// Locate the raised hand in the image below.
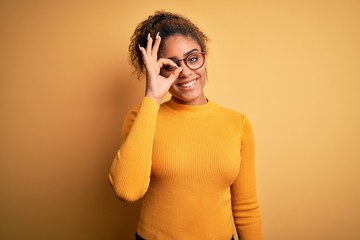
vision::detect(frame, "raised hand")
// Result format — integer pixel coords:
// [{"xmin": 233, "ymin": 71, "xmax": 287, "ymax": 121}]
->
[{"xmin": 139, "ymin": 33, "xmax": 182, "ymax": 103}]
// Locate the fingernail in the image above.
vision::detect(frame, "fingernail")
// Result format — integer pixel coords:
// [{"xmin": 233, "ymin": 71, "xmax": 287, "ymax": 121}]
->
[
  {"xmin": 147, "ymin": 33, "xmax": 150, "ymax": 40},
  {"xmin": 156, "ymin": 32, "xmax": 160, "ymax": 38},
  {"xmin": 138, "ymin": 44, "xmax": 142, "ymax": 50}
]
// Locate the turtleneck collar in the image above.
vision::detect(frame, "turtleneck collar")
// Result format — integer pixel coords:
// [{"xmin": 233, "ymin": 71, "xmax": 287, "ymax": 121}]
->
[{"xmin": 161, "ymin": 98, "xmax": 219, "ymax": 119}]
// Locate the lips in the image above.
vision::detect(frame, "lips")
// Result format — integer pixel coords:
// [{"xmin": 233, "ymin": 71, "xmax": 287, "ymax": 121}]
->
[{"xmin": 176, "ymin": 79, "xmax": 196, "ymax": 88}]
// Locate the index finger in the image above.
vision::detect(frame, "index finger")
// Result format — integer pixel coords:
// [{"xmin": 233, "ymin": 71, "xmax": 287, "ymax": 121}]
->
[{"xmin": 157, "ymin": 58, "xmax": 178, "ymax": 69}]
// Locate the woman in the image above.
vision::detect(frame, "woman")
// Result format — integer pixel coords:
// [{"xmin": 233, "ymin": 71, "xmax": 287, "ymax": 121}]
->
[{"xmin": 109, "ymin": 10, "xmax": 262, "ymax": 240}]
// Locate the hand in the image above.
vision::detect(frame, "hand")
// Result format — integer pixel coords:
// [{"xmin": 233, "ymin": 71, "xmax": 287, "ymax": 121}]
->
[{"xmin": 139, "ymin": 33, "xmax": 182, "ymax": 103}]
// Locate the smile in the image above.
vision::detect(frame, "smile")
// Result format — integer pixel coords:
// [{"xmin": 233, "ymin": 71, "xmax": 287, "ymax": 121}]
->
[{"xmin": 177, "ymin": 79, "xmax": 196, "ymax": 88}]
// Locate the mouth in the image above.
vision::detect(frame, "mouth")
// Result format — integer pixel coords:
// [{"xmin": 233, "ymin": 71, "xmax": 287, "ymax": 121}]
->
[{"xmin": 176, "ymin": 79, "xmax": 197, "ymax": 88}]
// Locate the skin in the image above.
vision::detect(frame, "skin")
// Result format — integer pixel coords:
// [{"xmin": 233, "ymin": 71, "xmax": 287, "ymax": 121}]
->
[{"xmin": 139, "ymin": 33, "xmax": 207, "ymax": 105}]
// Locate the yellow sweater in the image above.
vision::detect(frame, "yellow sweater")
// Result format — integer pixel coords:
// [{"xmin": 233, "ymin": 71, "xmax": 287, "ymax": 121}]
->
[{"xmin": 109, "ymin": 97, "xmax": 262, "ymax": 240}]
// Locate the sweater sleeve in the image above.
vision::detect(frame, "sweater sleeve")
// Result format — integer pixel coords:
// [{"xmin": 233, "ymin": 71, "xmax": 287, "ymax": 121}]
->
[
  {"xmin": 108, "ymin": 97, "xmax": 160, "ymax": 202},
  {"xmin": 230, "ymin": 116, "xmax": 262, "ymax": 239}
]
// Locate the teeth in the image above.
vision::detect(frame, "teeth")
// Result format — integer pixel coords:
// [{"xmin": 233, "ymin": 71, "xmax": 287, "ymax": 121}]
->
[{"xmin": 179, "ymin": 80, "xmax": 196, "ymax": 88}]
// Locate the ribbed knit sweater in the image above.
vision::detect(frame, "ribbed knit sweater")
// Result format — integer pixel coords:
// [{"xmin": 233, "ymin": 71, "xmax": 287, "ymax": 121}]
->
[{"xmin": 109, "ymin": 97, "xmax": 262, "ymax": 240}]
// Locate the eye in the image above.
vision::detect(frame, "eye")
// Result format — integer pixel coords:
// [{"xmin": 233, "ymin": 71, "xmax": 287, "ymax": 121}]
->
[
  {"xmin": 187, "ymin": 55, "xmax": 199, "ymax": 63},
  {"xmin": 163, "ymin": 64, "xmax": 177, "ymax": 71}
]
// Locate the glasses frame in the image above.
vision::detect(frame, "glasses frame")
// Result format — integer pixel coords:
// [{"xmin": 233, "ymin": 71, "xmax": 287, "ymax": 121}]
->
[{"xmin": 169, "ymin": 52, "xmax": 206, "ymax": 71}]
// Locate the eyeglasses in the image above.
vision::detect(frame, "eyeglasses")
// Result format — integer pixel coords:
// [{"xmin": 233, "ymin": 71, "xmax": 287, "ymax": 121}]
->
[{"xmin": 163, "ymin": 52, "xmax": 206, "ymax": 71}]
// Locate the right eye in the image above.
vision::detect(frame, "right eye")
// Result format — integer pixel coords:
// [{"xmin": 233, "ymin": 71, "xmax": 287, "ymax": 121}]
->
[{"xmin": 163, "ymin": 64, "xmax": 177, "ymax": 71}]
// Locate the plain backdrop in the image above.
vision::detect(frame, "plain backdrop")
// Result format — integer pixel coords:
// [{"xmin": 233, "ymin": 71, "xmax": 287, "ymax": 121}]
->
[{"xmin": 1, "ymin": 1, "xmax": 359, "ymax": 239}]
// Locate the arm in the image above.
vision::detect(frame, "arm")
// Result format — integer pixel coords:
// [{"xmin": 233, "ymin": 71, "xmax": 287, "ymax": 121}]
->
[
  {"xmin": 109, "ymin": 33, "xmax": 181, "ymax": 202},
  {"xmin": 108, "ymin": 97, "xmax": 159, "ymax": 202},
  {"xmin": 231, "ymin": 116, "xmax": 262, "ymax": 239}
]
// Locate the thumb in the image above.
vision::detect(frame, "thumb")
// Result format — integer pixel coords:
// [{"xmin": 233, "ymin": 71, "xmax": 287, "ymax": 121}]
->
[{"xmin": 167, "ymin": 67, "xmax": 183, "ymax": 83}]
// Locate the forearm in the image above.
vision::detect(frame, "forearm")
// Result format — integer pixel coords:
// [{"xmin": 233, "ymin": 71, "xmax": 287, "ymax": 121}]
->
[
  {"xmin": 109, "ymin": 97, "xmax": 159, "ymax": 202},
  {"xmin": 231, "ymin": 116, "xmax": 262, "ymax": 239},
  {"xmin": 232, "ymin": 192, "xmax": 262, "ymax": 240}
]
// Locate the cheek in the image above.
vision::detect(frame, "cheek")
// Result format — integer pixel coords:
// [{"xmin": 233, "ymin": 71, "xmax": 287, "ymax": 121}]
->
[{"xmin": 196, "ymin": 68, "xmax": 207, "ymax": 79}]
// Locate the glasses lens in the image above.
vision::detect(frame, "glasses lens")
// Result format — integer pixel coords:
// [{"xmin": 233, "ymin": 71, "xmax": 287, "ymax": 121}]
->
[
  {"xmin": 163, "ymin": 52, "xmax": 205, "ymax": 72},
  {"xmin": 186, "ymin": 52, "xmax": 204, "ymax": 70}
]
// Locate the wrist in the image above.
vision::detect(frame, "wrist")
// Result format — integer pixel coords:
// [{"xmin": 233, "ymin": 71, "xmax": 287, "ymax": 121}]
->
[{"xmin": 145, "ymin": 94, "xmax": 162, "ymax": 104}]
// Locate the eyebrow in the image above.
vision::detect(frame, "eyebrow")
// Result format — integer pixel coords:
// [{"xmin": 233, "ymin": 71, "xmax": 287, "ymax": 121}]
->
[{"xmin": 168, "ymin": 48, "xmax": 199, "ymax": 60}]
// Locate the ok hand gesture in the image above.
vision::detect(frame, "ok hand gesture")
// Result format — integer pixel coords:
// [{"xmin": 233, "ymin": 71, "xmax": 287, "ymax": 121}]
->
[{"xmin": 139, "ymin": 33, "xmax": 182, "ymax": 103}]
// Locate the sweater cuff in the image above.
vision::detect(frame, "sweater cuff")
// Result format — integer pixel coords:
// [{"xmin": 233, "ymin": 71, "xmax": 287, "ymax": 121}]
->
[
  {"xmin": 142, "ymin": 97, "xmax": 161, "ymax": 108},
  {"xmin": 137, "ymin": 97, "xmax": 161, "ymax": 117}
]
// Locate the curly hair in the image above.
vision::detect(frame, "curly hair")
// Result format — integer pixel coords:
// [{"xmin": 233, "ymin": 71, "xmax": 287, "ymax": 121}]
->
[{"xmin": 128, "ymin": 10, "xmax": 209, "ymax": 78}]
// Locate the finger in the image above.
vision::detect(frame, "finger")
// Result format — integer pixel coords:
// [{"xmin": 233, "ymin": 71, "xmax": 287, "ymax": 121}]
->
[
  {"xmin": 157, "ymin": 58, "xmax": 178, "ymax": 69},
  {"xmin": 146, "ymin": 33, "xmax": 153, "ymax": 55},
  {"xmin": 139, "ymin": 45, "xmax": 149, "ymax": 66},
  {"xmin": 151, "ymin": 32, "xmax": 161, "ymax": 59},
  {"xmin": 167, "ymin": 67, "xmax": 183, "ymax": 82},
  {"xmin": 140, "ymin": 45, "xmax": 156, "ymax": 76}
]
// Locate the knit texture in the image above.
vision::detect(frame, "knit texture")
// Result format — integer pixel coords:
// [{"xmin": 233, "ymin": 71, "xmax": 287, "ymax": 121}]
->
[{"xmin": 109, "ymin": 97, "xmax": 262, "ymax": 240}]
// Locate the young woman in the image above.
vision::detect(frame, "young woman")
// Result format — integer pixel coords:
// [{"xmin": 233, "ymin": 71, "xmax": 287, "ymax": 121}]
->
[{"xmin": 109, "ymin": 10, "xmax": 262, "ymax": 240}]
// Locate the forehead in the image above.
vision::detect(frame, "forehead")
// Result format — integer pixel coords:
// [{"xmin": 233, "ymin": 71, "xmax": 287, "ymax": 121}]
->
[{"xmin": 160, "ymin": 34, "xmax": 201, "ymax": 58}]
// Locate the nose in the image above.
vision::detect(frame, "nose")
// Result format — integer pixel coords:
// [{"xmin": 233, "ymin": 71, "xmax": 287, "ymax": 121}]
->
[{"xmin": 178, "ymin": 61, "xmax": 192, "ymax": 78}]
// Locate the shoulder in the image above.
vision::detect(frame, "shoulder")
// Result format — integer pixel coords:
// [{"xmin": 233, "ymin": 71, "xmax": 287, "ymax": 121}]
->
[
  {"xmin": 212, "ymin": 101, "xmax": 246, "ymax": 122},
  {"xmin": 211, "ymin": 101, "xmax": 254, "ymax": 134}
]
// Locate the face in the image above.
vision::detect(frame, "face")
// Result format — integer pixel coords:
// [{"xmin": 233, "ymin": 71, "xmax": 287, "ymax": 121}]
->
[{"xmin": 159, "ymin": 34, "xmax": 207, "ymax": 105}]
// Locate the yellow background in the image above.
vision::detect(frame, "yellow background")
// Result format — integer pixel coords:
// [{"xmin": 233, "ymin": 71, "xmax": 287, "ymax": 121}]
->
[{"xmin": 1, "ymin": 1, "xmax": 359, "ymax": 239}]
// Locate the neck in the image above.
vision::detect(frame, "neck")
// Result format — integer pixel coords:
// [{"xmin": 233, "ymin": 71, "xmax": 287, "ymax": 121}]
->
[{"xmin": 171, "ymin": 96, "xmax": 208, "ymax": 106}]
